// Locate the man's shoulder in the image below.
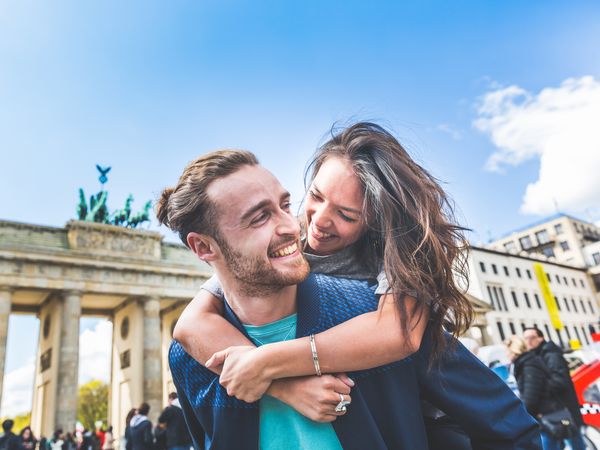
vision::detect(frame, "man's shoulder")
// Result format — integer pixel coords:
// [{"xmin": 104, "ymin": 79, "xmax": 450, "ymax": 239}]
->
[{"xmin": 540, "ymin": 340, "xmax": 563, "ymax": 356}]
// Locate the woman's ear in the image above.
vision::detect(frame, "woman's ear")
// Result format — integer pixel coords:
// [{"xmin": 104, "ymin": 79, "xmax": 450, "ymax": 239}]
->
[{"xmin": 187, "ymin": 232, "xmax": 219, "ymax": 263}]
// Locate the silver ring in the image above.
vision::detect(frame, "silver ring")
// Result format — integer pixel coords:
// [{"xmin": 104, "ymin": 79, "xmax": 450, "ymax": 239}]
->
[{"xmin": 335, "ymin": 393, "xmax": 351, "ymax": 413}]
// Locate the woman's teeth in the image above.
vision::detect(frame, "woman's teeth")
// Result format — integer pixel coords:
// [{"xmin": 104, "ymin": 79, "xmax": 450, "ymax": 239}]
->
[
  {"xmin": 313, "ymin": 228, "xmax": 332, "ymax": 238},
  {"xmin": 270, "ymin": 242, "xmax": 298, "ymax": 258}
]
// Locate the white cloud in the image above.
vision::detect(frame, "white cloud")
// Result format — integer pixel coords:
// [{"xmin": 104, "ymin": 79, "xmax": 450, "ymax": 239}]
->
[
  {"xmin": 436, "ymin": 123, "xmax": 463, "ymax": 140},
  {"xmin": 474, "ymin": 76, "xmax": 600, "ymax": 216},
  {"xmin": 1, "ymin": 357, "xmax": 35, "ymax": 417},
  {"xmin": 78, "ymin": 320, "xmax": 112, "ymax": 384}
]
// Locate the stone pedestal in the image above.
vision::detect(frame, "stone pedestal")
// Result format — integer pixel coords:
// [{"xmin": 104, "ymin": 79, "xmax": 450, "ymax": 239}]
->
[
  {"xmin": 55, "ymin": 291, "xmax": 81, "ymax": 431},
  {"xmin": 0, "ymin": 288, "xmax": 12, "ymax": 408},
  {"xmin": 142, "ymin": 297, "xmax": 162, "ymax": 423}
]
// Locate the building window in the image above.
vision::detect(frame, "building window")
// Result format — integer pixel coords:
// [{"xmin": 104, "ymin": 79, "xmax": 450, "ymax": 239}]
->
[
  {"xmin": 593, "ymin": 252, "xmax": 600, "ymax": 266},
  {"xmin": 572, "ymin": 277, "xmax": 577, "ymax": 287},
  {"xmin": 547, "ymin": 273, "xmax": 552, "ymax": 283},
  {"xmin": 487, "ymin": 286, "xmax": 495, "ymax": 309},
  {"xmin": 479, "ymin": 262, "xmax": 486, "ymax": 273},
  {"xmin": 492, "ymin": 264, "xmax": 498, "ymax": 275},
  {"xmin": 556, "ymin": 274, "xmax": 561, "ymax": 284},
  {"xmin": 504, "ymin": 241, "xmax": 516, "ymax": 252},
  {"xmin": 503, "ymin": 266, "xmax": 509, "ymax": 276},
  {"xmin": 534, "ymin": 293, "xmax": 542, "ymax": 309},
  {"xmin": 560, "ymin": 241, "xmax": 570, "ymax": 251},
  {"xmin": 497, "ymin": 322, "xmax": 506, "ymax": 341},
  {"xmin": 588, "ymin": 300, "xmax": 595, "ymax": 314},
  {"xmin": 536, "ymin": 230, "xmax": 550, "ymax": 245},
  {"xmin": 498, "ymin": 288, "xmax": 508, "ymax": 311},
  {"xmin": 563, "ymin": 276, "xmax": 568, "ymax": 285},
  {"xmin": 571, "ymin": 298, "xmax": 578, "ymax": 313},
  {"xmin": 524, "ymin": 292, "xmax": 531, "ymax": 308},
  {"xmin": 543, "ymin": 247, "xmax": 555, "ymax": 258},
  {"xmin": 574, "ymin": 326, "xmax": 582, "ymax": 344},
  {"xmin": 555, "ymin": 223, "xmax": 563, "ymax": 234},
  {"xmin": 521, "ymin": 323, "xmax": 527, "ymax": 332},
  {"xmin": 564, "ymin": 326, "xmax": 571, "ymax": 340},
  {"xmin": 555, "ymin": 296, "xmax": 561, "ymax": 311},
  {"xmin": 580, "ymin": 279, "xmax": 585, "ymax": 288},
  {"xmin": 511, "ymin": 291, "xmax": 519, "ymax": 308},
  {"xmin": 574, "ymin": 223, "xmax": 580, "ymax": 232},
  {"xmin": 582, "ymin": 326, "xmax": 590, "ymax": 345},
  {"xmin": 516, "ymin": 267, "xmax": 522, "ymax": 278},
  {"xmin": 509, "ymin": 322, "xmax": 516, "ymax": 335},
  {"xmin": 544, "ymin": 324, "xmax": 552, "ymax": 340},
  {"xmin": 520, "ymin": 236, "xmax": 533, "ymax": 250},
  {"xmin": 526, "ymin": 269, "xmax": 532, "ymax": 279},
  {"xmin": 563, "ymin": 297, "xmax": 570, "ymax": 312},
  {"xmin": 581, "ymin": 299, "xmax": 586, "ymax": 314}
]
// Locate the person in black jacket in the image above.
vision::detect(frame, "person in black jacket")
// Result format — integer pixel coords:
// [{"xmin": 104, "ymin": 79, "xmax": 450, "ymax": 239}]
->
[
  {"xmin": 506, "ymin": 336, "xmax": 569, "ymax": 450},
  {"xmin": 0, "ymin": 420, "xmax": 20, "ymax": 450},
  {"xmin": 125, "ymin": 403, "xmax": 154, "ymax": 450},
  {"xmin": 523, "ymin": 327, "xmax": 586, "ymax": 450},
  {"xmin": 157, "ymin": 393, "xmax": 192, "ymax": 450}
]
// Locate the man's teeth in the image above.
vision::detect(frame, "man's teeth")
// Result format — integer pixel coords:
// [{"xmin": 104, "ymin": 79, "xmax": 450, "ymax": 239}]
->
[{"xmin": 270, "ymin": 243, "xmax": 298, "ymax": 258}]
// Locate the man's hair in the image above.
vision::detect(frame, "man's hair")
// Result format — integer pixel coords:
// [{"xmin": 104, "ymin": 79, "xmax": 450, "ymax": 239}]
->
[
  {"xmin": 156, "ymin": 150, "xmax": 259, "ymax": 246},
  {"xmin": 168, "ymin": 392, "xmax": 178, "ymax": 400},
  {"xmin": 2, "ymin": 419, "xmax": 13, "ymax": 432},
  {"xmin": 138, "ymin": 402, "xmax": 150, "ymax": 416},
  {"xmin": 523, "ymin": 327, "xmax": 544, "ymax": 338}
]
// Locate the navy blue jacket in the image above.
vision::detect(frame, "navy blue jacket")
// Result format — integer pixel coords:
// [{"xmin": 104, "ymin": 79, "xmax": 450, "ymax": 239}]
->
[{"xmin": 170, "ymin": 274, "xmax": 541, "ymax": 450}]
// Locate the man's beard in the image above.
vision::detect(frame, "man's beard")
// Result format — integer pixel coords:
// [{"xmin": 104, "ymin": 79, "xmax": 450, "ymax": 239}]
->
[{"xmin": 217, "ymin": 234, "xmax": 310, "ymax": 297}]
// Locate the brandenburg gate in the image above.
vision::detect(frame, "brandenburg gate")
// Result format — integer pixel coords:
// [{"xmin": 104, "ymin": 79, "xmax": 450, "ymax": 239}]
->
[{"xmin": 0, "ymin": 219, "xmax": 211, "ymax": 442}]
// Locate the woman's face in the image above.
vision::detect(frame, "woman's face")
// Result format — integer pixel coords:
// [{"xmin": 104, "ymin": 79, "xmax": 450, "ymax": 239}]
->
[
  {"xmin": 305, "ymin": 156, "xmax": 366, "ymax": 255},
  {"xmin": 23, "ymin": 429, "xmax": 31, "ymax": 439}
]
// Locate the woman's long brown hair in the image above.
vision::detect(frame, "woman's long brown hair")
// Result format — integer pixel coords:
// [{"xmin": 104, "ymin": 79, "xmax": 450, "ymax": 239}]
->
[{"xmin": 306, "ymin": 122, "xmax": 473, "ymax": 363}]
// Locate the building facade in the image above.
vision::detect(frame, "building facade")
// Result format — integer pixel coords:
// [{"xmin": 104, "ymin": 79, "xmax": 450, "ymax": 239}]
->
[{"xmin": 467, "ymin": 246, "xmax": 599, "ymax": 347}]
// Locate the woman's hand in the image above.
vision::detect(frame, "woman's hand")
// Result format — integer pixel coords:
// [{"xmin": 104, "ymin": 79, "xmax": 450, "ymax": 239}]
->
[
  {"xmin": 269, "ymin": 374, "xmax": 354, "ymax": 423},
  {"xmin": 207, "ymin": 345, "xmax": 273, "ymax": 402}
]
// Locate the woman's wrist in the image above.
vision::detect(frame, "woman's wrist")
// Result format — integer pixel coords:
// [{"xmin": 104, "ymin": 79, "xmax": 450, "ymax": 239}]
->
[{"xmin": 256, "ymin": 336, "xmax": 314, "ymax": 379}]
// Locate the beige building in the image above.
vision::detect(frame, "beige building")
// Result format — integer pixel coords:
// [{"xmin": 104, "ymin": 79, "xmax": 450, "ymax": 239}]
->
[
  {"xmin": 0, "ymin": 219, "xmax": 211, "ymax": 444},
  {"xmin": 467, "ymin": 246, "xmax": 599, "ymax": 347}
]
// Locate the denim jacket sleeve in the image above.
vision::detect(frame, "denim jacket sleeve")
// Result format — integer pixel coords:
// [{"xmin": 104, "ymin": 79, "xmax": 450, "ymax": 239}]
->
[{"xmin": 415, "ymin": 329, "xmax": 542, "ymax": 450}]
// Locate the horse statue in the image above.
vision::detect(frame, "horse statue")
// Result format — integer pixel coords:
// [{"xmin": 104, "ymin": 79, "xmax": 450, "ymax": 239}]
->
[
  {"xmin": 112, "ymin": 194, "xmax": 134, "ymax": 227},
  {"xmin": 128, "ymin": 200, "xmax": 152, "ymax": 228}
]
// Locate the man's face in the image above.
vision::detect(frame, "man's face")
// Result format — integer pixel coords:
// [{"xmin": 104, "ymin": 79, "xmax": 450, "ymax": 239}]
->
[
  {"xmin": 523, "ymin": 329, "xmax": 544, "ymax": 350},
  {"xmin": 207, "ymin": 165, "xmax": 310, "ymax": 296}
]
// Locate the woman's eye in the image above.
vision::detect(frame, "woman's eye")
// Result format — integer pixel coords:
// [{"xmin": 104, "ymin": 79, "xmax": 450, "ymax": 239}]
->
[
  {"xmin": 339, "ymin": 212, "xmax": 358, "ymax": 223},
  {"xmin": 309, "ymin": 190, "xmax": 322, "ymax": 201}
]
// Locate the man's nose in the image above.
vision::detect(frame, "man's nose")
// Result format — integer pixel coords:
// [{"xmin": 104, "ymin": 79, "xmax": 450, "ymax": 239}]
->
[{"xmin": 277, "ymin": 210, "xmax": 301, "ymax": 236}]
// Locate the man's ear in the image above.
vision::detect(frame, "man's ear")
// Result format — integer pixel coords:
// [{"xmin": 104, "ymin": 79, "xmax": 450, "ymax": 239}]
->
[{"xmin": 187, "ymin": 232, "xmax": 220, "ymax": 262}]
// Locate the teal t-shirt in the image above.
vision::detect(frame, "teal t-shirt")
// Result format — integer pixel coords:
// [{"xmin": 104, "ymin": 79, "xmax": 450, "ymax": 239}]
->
[{"xmin": 243, "ymin": 314, "xmax": 343, "ymax": 450}]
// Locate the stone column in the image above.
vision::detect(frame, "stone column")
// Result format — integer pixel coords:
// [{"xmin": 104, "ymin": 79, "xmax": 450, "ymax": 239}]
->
[
  {"xmin": 142, "ymin": 297, "xmax": 162, "ymax": 422},
  {"xmin": 0, "ymin": 288, "xmax": 12, "ymax": 408},
  {"xmin": 55, "ymin": 291, "xmax": 81, "ymax": 431}
]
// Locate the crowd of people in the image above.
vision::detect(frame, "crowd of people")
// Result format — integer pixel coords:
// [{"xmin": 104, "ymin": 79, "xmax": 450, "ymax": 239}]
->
[
  {"xmin": 503, "ymin": 327, "xmax": 587, "ymax": 450},
  {"xmin": 0, "ymin": 392, "xmax": 190, "ymax": 450}
]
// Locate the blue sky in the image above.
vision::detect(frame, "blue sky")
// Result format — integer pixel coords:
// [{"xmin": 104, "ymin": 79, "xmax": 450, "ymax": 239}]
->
[{"xmin": 1, "ymin": 0, "xmax": 600, "ymax": 416}]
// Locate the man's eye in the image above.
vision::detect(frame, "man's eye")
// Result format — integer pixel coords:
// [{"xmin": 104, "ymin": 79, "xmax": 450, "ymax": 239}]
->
[
  {"xmin": 251, "ymin": 212, "xmax": 270, "ymax": 225},
  {"xmin": 282, "ymin": 202, "xmax": 292, "ymax": 211}
]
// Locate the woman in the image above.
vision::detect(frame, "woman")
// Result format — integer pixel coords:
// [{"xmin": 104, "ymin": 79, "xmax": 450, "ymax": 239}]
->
[
  {"xmin": 505, "ymin": 336, "xmax": 569, "ymax": 450},
  {"xmin": 17, "ymin": 427, "xmax": 37, "ymax": 450},
  {"xmin": 171, "ymin": 122, "xmax": 519, "ymax": 446}
]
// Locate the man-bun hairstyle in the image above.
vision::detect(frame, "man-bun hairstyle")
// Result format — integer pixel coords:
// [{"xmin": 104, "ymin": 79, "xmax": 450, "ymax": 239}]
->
[{"xmin": 156, "ymin": 150, "xmax": 259, "ymax": 246}]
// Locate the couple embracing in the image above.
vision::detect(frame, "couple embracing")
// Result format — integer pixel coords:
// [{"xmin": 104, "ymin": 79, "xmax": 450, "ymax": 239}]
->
[{"xmin": 158, "ymin": 122, "xmax": 542, "ymax": 449}]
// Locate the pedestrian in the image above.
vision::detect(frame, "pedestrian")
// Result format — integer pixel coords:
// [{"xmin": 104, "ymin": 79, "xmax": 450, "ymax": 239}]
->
[
  {"xmin": 17, "ymin": 427, "xmax": 37, "ymax": 450},
  {"xmin": 49, "ymin": 429, "xmax": 64, "ymax": 450},
  {"xmin": 123, "ymin": 408, "xmax": 136, "ymax": 450},
  {"xmin": 506, "ymin": 336, "xmax": 574, "ymax": 450},
  {"xmin": 157, "ymin": 393, "xmax": 192, "ymax": 450},
  {"xmin": 0, "ymin": 420, "xmax": 20, "ymax": 450},
  {"xmin": 523, "ymin": 327, "xmax": 586, "ymax": 450},
  {"xmin": 125, "ymin": 403, "xmax": 154, "ymax": 450},
  {"xmin": 101, "ymin": 427, "xmax": 114, "ymax": 450}
]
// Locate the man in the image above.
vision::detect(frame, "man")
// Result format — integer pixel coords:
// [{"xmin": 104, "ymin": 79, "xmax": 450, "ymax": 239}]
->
[
  {"xmin": 125, "ymin": 403, "xmax": 154, "ymax": 450},
  {"xmin": 158, "ymin": 393, "xmax": 193, "ymax": 450},
  {"xmin": 523, "ymin": 327, "xmax": 586, "ymax": 449},
  {"xmin": 0, "ymin": 420, "xmax": 19, "ymax": 450},
  {"xmin": 161, "ymin": 150, "xmax": 541, "ymax": 449}
]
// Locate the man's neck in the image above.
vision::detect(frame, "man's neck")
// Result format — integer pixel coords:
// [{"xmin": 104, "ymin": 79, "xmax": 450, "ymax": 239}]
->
[{"xmin": 218, "ymin": 277, "xmax": 298, "ymax": 326}]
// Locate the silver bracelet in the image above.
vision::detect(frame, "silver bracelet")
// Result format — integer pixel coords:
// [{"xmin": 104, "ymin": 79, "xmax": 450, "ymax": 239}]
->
[{"xmin": 309, "ymin": 334, "xmax": 322, "ymax": 376}]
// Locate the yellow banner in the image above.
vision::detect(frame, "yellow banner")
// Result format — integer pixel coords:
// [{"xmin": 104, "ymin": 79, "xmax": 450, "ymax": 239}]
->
[{"xmin": 533, "ymin": 262, "xmax": 563, "ymax": 330}]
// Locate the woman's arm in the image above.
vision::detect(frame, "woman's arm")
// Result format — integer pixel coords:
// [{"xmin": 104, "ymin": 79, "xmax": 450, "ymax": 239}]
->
[
  {"xmin": 211, "ymin": 294, "xmax": 429, "ymax": 401},
  {"xmin": 172, "ymin": 288, "xmax": 254, "ymax": 371}
]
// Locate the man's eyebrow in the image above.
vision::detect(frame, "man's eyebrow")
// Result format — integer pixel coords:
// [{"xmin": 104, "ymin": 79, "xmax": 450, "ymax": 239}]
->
[{"xmin": 312, "ymin": 185, "xmax": 362, "ymax": 215}]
